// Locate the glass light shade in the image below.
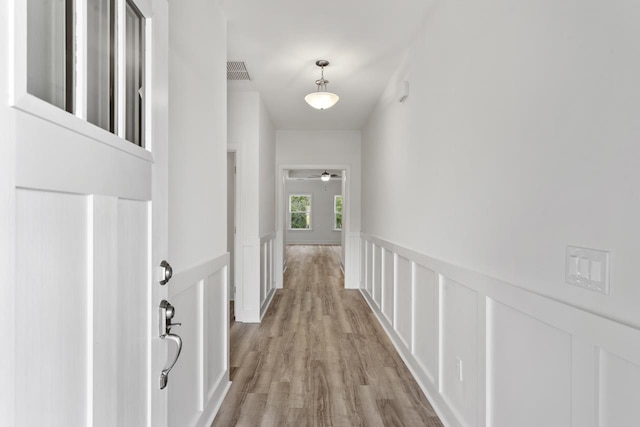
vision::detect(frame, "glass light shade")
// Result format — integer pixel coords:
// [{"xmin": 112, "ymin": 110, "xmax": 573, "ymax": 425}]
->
[
  {"xmin": 305, "ymin": 91, "xmax": 339, "ymax": 110},
  {"xmin": 321, "ymin": 172, "xmax": 331, "ymax": 182}
]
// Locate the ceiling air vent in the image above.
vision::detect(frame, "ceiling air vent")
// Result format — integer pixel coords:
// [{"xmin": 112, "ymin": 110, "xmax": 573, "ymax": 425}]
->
[{"xmin": 227, "ymin": 61, "xmax": 251, "ymax": 80}]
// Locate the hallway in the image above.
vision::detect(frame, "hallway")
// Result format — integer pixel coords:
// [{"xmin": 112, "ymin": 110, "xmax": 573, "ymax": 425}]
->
[{"xmin": 212, "ymin": 245, "xmax": 443, "ymax": 426}]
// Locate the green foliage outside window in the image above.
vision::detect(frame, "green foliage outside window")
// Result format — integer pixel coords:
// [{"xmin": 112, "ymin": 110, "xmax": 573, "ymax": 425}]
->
[
  {"xmin": 290, "ymin": 195, "xmax": 311, "ymax": 229},
  {"xmin": 334, "ymin": 195, "xmax": 343, "ymax": 230}
]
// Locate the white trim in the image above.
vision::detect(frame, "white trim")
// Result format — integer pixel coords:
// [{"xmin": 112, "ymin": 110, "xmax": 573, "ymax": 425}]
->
[
  {"xmin": 227, "ymin": 145, "xmax": 242, "ymax": 319},
  {"xmin": 277, "ymin": 163, "xmax": 353, "ymax": 289},
  {"xmin": 116, "ymin": 0, "xmax": 125, "ymax": 138},
  {"xmin": 10, "ymin": 0, "xmax": 153, "ymax": 162}
]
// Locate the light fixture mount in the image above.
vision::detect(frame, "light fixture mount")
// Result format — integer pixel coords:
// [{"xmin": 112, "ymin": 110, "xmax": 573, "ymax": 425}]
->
[{"xmin": 305, "ymin": 60, "xmax": 339, "ymax": 110}]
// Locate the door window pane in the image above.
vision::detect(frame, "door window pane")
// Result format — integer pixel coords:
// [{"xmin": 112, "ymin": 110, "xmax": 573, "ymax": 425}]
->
[
  {"xmin": 27, "ymin": 0, "xmax": 73, "ymax": 112},
  {"xmin": 87, "ymin": 0, "xmax": 115, "ymax": 132},
  {"xmin": 125, "ymin": 0, "xmax": 145, "ymax": 147}
]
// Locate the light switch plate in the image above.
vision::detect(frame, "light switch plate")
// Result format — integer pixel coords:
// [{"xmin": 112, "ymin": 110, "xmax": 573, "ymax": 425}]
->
[{"xmin": 565, "ymin": 246, "xmax": 610, "ymax": 295}]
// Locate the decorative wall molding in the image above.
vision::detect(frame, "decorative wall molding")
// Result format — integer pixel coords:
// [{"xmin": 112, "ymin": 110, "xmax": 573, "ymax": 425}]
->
[
  {"xmin": 260, "ymin": 233, "xmax": 277, "ymax": 320},
  {"xmin": 167, "ymin": 252, "xmax": 230, "ymax": 427},
  {"xmin": 359, "ymin": 233, "xmax": 640, "ymax": 427},
  {"xmin": 344, "ymin": 232, "xmax": 361, "ymax": 289},
  {"xmin": 236, "ymin": 234, "xmax": 277, "ymax": 323}
]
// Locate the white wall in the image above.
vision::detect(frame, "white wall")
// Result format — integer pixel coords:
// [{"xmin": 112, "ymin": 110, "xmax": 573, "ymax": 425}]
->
[
  {"xmin": 363, "ymin": 0, "xmax": 640, "ymax": 332},
  {"xmin": 228, "ymin": 91, "xmax": 277, "ymax": 321},
  {"xmin": 169, "ymin": 0, "xmax": 227, "ymax": 269},
  {"xmin": 285, "ymin": 179, "xmax": 342, "ymax": 245},
  {"xmin": 227, "ymin": 152, "xmax": 235, "ymax": 299},
  {"xmin": 169, "ymin": 1, "xmax": 230, "ymax": 425},
  {"xmin": 361, "ymin": 1, "xmax": 640, "ymax": 426},
  {"xmin": 259, "ymin": 97, "xmax": 276, "ymax": 237},
  {"xmin": 277, "ymin": 130, "xmax": 361, "ymax": 232},
  {"xmin": 228, "ymin": 92, "xmax": 259, "ymax": 239},
  {"xmin": 228, "ymin": 92, "xmax": 276, "ymax": 239}
]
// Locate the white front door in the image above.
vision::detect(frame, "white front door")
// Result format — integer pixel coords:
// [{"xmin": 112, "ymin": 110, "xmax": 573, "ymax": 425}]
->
[{"xmin": 8, "ymin": 0, "xmax": 170, "ymax": 425}]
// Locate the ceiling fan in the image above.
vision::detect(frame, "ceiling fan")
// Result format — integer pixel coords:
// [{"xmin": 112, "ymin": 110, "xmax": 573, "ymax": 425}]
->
[{"xmin": 308, "ymin": 170, "xmax": 340, "ymax": 182}]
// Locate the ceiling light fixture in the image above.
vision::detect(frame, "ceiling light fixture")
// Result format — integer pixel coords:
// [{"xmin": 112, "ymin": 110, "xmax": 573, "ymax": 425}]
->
[
  {"xmin": 320, "ymin": 171, "xmax": 331, "ymax": 182},
  {"xmin": 305, "ymin": 60, "xmax": 339, "ymax": 110}
]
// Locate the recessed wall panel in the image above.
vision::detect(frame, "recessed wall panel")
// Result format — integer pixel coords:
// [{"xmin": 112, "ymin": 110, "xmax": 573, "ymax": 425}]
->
[
  {"xmin": 442, "ymin": 278, "xmax": 478, "ymax": 427},
  {"xmin": 169, "ymin": 282, "xmax": 202, "ymax": 427},
  {"xmin": 413, "ymin": 265, "xmax": 438, "ymax": 382},
  {"xmin": 361, "ymin": 239, "xmax": 367, "ymax": 288},
  {"xmin": 382, "ymin": 249, "xmax": 394, "ymax": 324},
  {"xmin": 373, "ymin": 244, "xmax": 382, "ymax": 308},
  {"xmin": 395, "ymin": 256, "xmax": 412, "ymax": 349},
  {"xmin": 487, "ymin": 299, "xmax": 571, "ymax": 427},
  {"xmin": 207, "ymin": 270, "xmax": 227, "ymax": 398},
  {"xmin": 598, "ymin": 349, "xmax": 640, "ymax": 427},
  {"xmin": 366, "ymin": 241, "xmax": 373, "ymax": 294}
]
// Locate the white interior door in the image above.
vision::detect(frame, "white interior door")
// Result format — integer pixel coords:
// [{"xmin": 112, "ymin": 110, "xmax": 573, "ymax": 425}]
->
[{"xmin": 10, "ymin": 0, "xmax": 170, "ymax": 425}]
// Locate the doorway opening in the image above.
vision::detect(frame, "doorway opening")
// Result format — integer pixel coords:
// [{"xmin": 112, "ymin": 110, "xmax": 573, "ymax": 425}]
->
[{"xmin": 283, "ymin": 169, "xmax": 345, "ymax": 274}]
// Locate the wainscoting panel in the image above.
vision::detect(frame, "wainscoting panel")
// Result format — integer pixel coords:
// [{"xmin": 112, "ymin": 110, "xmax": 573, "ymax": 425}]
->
[
  {"xmin": 238, "ymin": 242, "xmax": 260, "ymax": 322},
  {"xmin": 441, "ymin": 278, "xmax": 478, "ymax": 427},
  {"xmin": 205, "ymin": 269, "xmax": 227, "ymax": 402},
  {"xmin": 394, "ymin": 255, "xmax": 412, "ymax": 349},
  {"xmin": 358, "ymin": 233, "xmax": 640, "ymax": 427},
  {"xmin": 382, "ymin": 248, "xmax": 394, "ymax": 325},
  {"xmin": 487, "ymin": 299, "xmax": 572, "ymax": 427},
  {"xmin": 373, "ymin": 244, "xmax": 382, "ymax": 309},
  {"xmin": 365, "ymin": 240, "xmax": 373, "ymax": 295},
  {"xmin": 260, "ymin": 233, "xmax": 277, "ymax": 319},
  {"xmin": 168, "ymin": 254, "xmax": 230, "ymax": 427},
  {"xmin": 598, "ymin": 349, "xmax": 640, "ymax": 427},
  {"xmin": 169, "ymin": 282, "xmax": 202, "ymax": 427},
  {"xmin": 413, "ymin": 264, "xmax": 438, "ymax": 385},
  {"xmin": 345, "ymin": 232, "xmax": 361, "ymax": 289}
]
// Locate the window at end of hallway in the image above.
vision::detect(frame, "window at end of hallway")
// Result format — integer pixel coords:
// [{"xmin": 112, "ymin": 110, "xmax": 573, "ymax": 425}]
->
[
  {"xmin": 289, "ymin": 194, "xmax": 311, "ymax": 230},
  {"xmin": 334, "ymin": 195, "xmax": 342, "ymax": 230}
]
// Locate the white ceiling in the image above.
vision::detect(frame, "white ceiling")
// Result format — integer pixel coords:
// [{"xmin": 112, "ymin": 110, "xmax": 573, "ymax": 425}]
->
[{"xmin": 221, "ymin": 0, "xmax": 433, "ymax": 130}]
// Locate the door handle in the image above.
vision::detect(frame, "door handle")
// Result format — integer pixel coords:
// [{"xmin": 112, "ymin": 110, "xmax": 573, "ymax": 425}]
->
[
  {"xmin": 160, "ymin": 333, "xmax": 182, "ymax": 389},
  {"xmin": 159, "ymin": 300, "xmax": 182, "ymax": 389}
]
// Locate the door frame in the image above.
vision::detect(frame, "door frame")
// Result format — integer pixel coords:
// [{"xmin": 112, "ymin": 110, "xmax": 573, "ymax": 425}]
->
[
  {"xmin": 227, "ymin": 144, "xmax": 242, "ymax": 309},
  {"xmin": 276, "ymin": 163, "xmax": 354, "ymax": 289},
  {"xmin": 226, "ymin": 149, "xmax": 237, "ymax": 303}
]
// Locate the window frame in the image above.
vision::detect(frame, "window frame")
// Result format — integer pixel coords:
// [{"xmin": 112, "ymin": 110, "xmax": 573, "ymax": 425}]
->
[
  {"xmin": 333, "ymin": 195, "xmax": 343, "ymax": 231},
  {"xmin": 12, "ymin": 0, "xmax": 153, "ymax": 160},
  {"xmin": 288, "ymin": 193, "xmax": 312, "ymax": 231}
]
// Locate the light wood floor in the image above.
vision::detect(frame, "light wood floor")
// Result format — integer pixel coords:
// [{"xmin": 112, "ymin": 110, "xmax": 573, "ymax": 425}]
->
[{"xmin": 212, "ymin": 245, "xmax": 444, "ymax": 427}]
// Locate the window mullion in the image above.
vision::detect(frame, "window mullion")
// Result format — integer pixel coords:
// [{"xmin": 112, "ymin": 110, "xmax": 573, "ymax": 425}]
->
[
  {"xmin": 74, "ymin": 0, "xmax": 87, "ymax": 120},
  {"xmin": 116, "ymin": 0, "xmax": 126, "ymax": 138}
]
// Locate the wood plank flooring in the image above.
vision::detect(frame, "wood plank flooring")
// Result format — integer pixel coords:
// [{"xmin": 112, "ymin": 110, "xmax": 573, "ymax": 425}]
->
[{"xmin": 211, "ymin": 245, "xmax": 443, "ymax": 427}]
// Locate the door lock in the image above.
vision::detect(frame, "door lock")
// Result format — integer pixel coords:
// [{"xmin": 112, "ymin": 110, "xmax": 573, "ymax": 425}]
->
[{"xmin": 159, "ymin": 260, "xmax": 173, "ymax": 286}]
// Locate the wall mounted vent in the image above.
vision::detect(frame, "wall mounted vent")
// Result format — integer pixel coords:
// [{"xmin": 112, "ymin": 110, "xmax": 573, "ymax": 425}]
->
[{"xmin": 227, "ymin": 61, "xmax": 251, "ymax": 80}]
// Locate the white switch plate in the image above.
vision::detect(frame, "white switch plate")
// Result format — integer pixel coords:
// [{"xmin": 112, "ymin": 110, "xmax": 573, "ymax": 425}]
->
[{"xmin": 565, "ymin": 246, "xmax": 610, "ymax": 295}]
